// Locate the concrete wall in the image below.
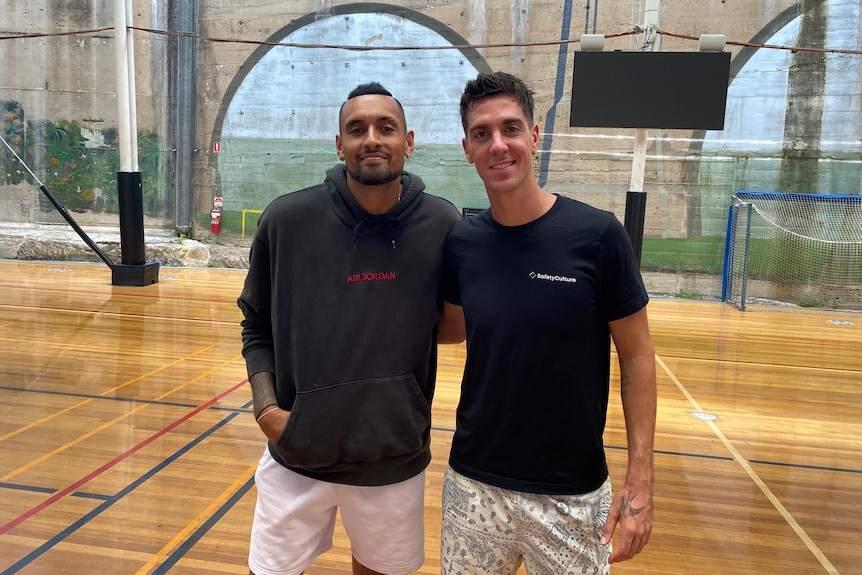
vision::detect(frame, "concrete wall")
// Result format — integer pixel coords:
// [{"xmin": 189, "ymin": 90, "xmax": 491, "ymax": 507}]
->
[
  {"xmin": 188, "ymin": 0, "xmax": 809, "ymax": 240},
  {"xmin": 5, "ymin": 0, "xmax": 861, "ymax": 248}
]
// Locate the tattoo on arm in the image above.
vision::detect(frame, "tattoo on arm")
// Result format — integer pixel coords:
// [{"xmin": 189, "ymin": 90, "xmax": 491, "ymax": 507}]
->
[
  {"xmin": 620, "ymin": 372, "xmax": 632, "ymax": 397},
  {"xmin": 250, "ymin": 374, "xmax": 278, "ymax": 416},
  {"xmin": 621, "ymin": 492, "xmax": 644, "ymax": 518}
]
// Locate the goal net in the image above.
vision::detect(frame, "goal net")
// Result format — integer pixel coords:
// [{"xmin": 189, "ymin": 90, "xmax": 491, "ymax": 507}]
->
[{"xmin": 722, "ymin": 191, "xmax": 862, "ymax": 310}]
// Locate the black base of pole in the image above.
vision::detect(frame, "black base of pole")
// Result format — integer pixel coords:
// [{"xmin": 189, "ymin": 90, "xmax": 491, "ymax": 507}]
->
[
  {"xmin": 118, "ymin": 171, "xmax": 146, "ymax": 265},
  {"xmin": 624, "ymin": 190, "xmax": 647, "ymax": 265},
  {"xmin": 111, "ymin": 262, "xmax": 160, "ymax": 286}
]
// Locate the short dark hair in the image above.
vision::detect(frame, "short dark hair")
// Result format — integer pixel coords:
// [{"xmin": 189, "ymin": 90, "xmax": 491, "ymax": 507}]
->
[
  {"xmin": 339, "ymin": 82, "xmax": 406, "ymax": 127},
  {"xmin": 459, "ymin": 72, "xmax": 535, "ymax": 133},
  {"xmin": 347, "ymin": 81, "xmax": 392, "ymax": 100}
]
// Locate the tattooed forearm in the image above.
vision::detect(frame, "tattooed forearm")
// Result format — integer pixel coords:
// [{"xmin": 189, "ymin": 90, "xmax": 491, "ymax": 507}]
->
[
  {"xmin": 249, "ymin": 372, "xmax": 278, "ymax": 416},
  {"xmin": 620, "ymin": 372, "xmax": 632, "ymax": 397},
  {"xmin": 621, "ymin": 492, "xmax": 644, "ymax": 518}
]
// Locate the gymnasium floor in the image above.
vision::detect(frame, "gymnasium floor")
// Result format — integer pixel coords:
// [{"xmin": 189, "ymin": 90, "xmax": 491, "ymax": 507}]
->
[{"xmin": 0, "ymin": 260, "xmax": 860, "ymax": 574}]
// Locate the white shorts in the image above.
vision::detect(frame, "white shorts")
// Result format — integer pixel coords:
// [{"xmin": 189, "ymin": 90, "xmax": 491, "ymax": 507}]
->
[
  {"xmin": 441, "ymin": 467, "xmax": 612, "ymax": 575},
  {"xmin": 248, "ymin": 448, "xmax": 426, "ymax": 575}
]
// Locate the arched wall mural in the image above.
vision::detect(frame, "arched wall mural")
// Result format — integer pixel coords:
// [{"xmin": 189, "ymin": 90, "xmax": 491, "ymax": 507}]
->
[
  {"xmin": 210, "ymin": 3, "xmax": 492, "ymax": 217},
  {"xmin": 695, "ymin": 0, "xmax": 862, "ymax": 236}
]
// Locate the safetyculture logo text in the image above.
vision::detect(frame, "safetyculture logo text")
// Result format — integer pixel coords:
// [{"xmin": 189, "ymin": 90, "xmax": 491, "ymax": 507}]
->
[{"xmin": 529, "ymin": 271, "xmax": 577, "ymax": 283}]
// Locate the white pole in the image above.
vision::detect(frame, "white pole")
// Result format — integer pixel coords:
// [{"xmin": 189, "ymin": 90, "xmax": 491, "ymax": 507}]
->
[
  {"xmin": 624, "ymin": 0, "xmax": 661, "ymax": 263},
  {"xmin": 113, "ymin": 0, "xmax": 132, "ymax": 172},
  {"xmin": 644, "ymin": 0, "xmax": 661, "ymax": 52},
  {"xmin": 113, "ymin": 0, "xmax": 139, "ymax": 171},
  {"xmin": 125, "ymin": 0, "xmax": 139, "ymax": 171},
  {"xmin": 630, "ymin": 0, "xmax": 660, "ymax": 193},
  {"xmin": 112, "ymin": 0, "xmax": 150, "ymax": 279},
  {"xmin": 629, "ymin": 129, "xmax": 648, "ymax": 192}
]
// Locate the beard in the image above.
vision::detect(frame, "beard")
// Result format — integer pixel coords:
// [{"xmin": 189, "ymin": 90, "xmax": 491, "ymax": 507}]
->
[{"xmin": 347, "ymin": 159, "xmax": 401, "ymax": 186}]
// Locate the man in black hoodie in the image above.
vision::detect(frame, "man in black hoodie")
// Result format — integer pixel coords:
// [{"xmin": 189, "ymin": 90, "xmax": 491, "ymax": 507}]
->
[{"xmin": 238, "ymin": 82, "xmax": 464, "ymax": 575}]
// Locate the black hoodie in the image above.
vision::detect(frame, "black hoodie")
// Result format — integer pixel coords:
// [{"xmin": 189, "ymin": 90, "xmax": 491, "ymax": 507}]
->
[{"xmin": 238, "ymin": 165, "xmax": 461, "ymax": 486}]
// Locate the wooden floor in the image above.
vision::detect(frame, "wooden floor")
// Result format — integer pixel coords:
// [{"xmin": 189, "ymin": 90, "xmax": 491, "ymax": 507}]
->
[{"xmin": 0, "ymin": 260, "xmax": 860, "ymax": 575}]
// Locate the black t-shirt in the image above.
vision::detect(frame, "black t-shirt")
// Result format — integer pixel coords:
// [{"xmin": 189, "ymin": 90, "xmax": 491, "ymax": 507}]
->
[{"xmin": 442, "ymin": 195, "xmax": 648, "ymax": 495}]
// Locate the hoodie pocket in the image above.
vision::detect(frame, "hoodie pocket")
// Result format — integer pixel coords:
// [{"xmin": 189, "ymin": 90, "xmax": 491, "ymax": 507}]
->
[{"xmin": 273, "ymin": 373, "xmax": 431, "ymax": 471}]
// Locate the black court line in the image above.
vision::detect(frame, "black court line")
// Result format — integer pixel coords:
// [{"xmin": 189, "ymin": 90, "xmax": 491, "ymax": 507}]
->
[
  {"xmin": 150, "ymin": 475, "xmax": 257, "ymax": 574},
  {"xmin": 2, "ymin": 384, "xmax": 856, "ymax": 478},
  {"xmin": 0, "ymin": 405, "xmax": 250, "ymax": 575},
  {"xmin": 0, "ymin": 385, "xmax": 252, "ymax": 413},
  {"xmin": 749, "ymin": 459, "xmax": 862, "ymax": 475},
  {"xmin": 0, "ymin": 482, "xmax": 112, "ymax": 500}
]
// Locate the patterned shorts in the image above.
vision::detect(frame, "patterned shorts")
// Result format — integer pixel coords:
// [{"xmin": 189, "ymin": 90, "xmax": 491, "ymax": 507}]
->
[{"xmin": 441, "ymin": 467, "xmax": 612, "ymax": 575}]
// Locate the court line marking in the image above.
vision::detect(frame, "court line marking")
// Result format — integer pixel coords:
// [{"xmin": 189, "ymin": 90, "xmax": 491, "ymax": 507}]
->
[
  {"xmin": 655, "ymin": 353, "xmax": 840, "ymax": 575},
  {"xmin": 151, "ymin": 476, "xmax": 258, "ymax": 575},
  {"xmin": 0, "ymin": 354, "xmax": 241, "ymax": 483},
  {"xmin": 0, "ymin": 403, "xmax": 148, "ymax": 482},
  {"xmin": 0, "ymin": 385, "xmax": 240, "ymax": 409},
  {"xmin": 135, "ymin": 464, "xmax": 257, "ymax": 575},
  {"xmin": 657, "ymin": 353, "xmax": 862, "ymax": 377},
  {"xmin": 0, "ymin": 341, "xmax": 226, "ymax": 445},
  {"xmin": 748, "ymin": 459, "xmax": 862, "ymax": 475},
  {"xmin": 0, "ymin": 387, "xmax": 252, "ymax": 427},
  {"xmin": 0, "ymin": 400, "xmax": 250, "ymax": 575},
  {"xmin": 0, "ymin": 303, "xmax": 239, "ymax": 327},
  {"xmin": 0, "ymin": 283, "xmax": 243, "ymax": 319},
  {"xmin": 648, "ymin": 328, "xmax": 862, "ymax": 351},
  {"xmin": 0, "ymin": 373, "xmax": 247, "ymax": 537},
  {"xmin": 0, "ymin": 278, "xmax": 246, "ymax": 304},
  {"xmin": 0, "ymin": 335, "xmax": 231, "ymax": 356},
  {"xmin": 649, "ymin": 313, "xmax": 862, "ymax": 350}
]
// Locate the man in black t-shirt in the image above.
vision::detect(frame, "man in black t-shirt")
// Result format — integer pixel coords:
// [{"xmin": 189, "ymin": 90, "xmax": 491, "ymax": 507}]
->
[{"xmin": 441, "ymin": 71, "xmax": 657, "ymax": 574}]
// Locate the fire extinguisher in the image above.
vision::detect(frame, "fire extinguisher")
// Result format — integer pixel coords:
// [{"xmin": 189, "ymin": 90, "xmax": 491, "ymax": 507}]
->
[{"xmin": 210, "ymin": 207, "xmax": 221, "ymax": 234}]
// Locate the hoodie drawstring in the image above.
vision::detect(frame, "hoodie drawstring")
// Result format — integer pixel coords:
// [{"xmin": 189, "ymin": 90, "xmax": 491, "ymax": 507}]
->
[{"xmin": 352, "ymin": 214, "xmax": 405, "ymax": 250}]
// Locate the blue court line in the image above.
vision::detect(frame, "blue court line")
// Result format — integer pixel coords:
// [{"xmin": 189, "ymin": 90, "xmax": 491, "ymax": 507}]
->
[
  {"xmin": 537, "ymin": 0, "xmax": 574, "ymax": 188},
  {"xmin": 0, "ymin": 483, "xmax": 57, "ymax": 495},
  {"xmin": 0, "ymin": 405, "xmax": 251, "ymax": 575},
  {"xmin": 150, "ymin": 475, "xmax": 256, "ymax": 575},
  {"xmin": 124, "ymin": 441, "xmax": 862, "ymax": 574},
  {"xmin": 606, "ymin": 444, "xmax": 734, "ymax": 462},
  {"xmin": 749, "ymin": 459, "xmax": 862, "ymax": 475},
  {"xmin": 0, "ymin": 482, "xmax": 111, "ymax": 500},
  {"xmin": 435, "ymin": 428, "xmax": 861, "ymax": 474},
  {"xmin": 4, "ymin": 407, "xmax": 857, "ymax": 572}
]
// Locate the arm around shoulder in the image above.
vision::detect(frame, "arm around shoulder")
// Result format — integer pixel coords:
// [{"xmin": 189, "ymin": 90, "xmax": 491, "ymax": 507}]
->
[{"xmin": 436, "ymin": 301, "xmax": 466, "ymax": 344}]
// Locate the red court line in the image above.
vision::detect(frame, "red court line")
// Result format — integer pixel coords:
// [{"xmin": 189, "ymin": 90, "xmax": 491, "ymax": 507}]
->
[{"xmin": 0, "ymin": 378, "xmax": 249, "ymax": 536}]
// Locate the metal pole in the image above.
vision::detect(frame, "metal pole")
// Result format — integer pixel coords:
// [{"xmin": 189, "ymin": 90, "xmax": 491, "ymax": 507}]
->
[
  {"xmin": 125, "ymin": 0, "xmax": 139, "ymax": 170},
  {"xmin": 112, "ymin": 0, "xmax": 158, "ymax": 285},
  {"xmin": 174, "ymin": 0, "xmax": 197, "ymax": 234},
  {"xmin": 624, "ymin": 0, "xmax": 660, "ymax": 264},
  {"xmin": 0, "ymin": 134, "xmax": 115, "ymax": 269},
  {"xmin": 584, "ymin": 0, "xmax": 591, "ymax": 34},
  {"xmin": 113, "ymin": 0, "xmax": 132, "ymax": 172},
  {"xmin": 643, "ymin": 0, "xmax": 661, "ymax": 52},
  {"xmin": 592, "ymin": 0, "xmax": 599, "ymax": 34}
]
